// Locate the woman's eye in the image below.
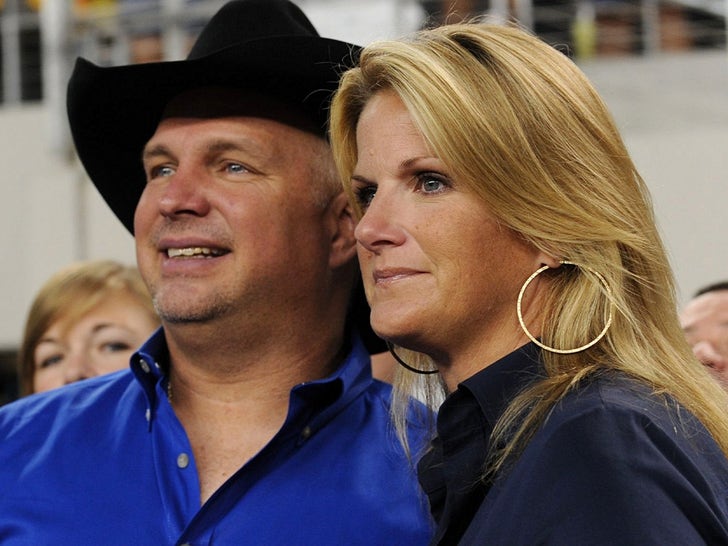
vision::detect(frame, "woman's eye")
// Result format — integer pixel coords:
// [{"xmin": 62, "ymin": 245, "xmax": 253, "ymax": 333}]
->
[
  {"xmin": 100, "ymin": 341, "xmax": 132, "ymax": 354},
  {"xmin": 354, "ymin": 185, "xmax": 377, "ymax": 209},
  {"xmin": 38, "ymin": 355, "xmax": 63, "ymax": 369},
  {"xmin": 417, "ymin": 173, "xmax": 448, "ymax": 194}
]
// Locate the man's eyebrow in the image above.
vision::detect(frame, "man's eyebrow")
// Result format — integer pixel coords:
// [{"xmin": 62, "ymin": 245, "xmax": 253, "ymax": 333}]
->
[
  {"xmin": 142, "ymin": 144, "xmax": 171, "ymax": 162},
  {"xmin": 205, "ymin": 138, "xmax": 270, "ymax": 163},
  {"xmin": 141, "ymin": 137, "xmax": 272, "ymax": 171},
  {"xmin": 206, "ymin": 139, "xmax": 245, "ymax": 153},
  {"xmin": 144, "ymin": 138, "xmax": 261, "ymax": 156}
]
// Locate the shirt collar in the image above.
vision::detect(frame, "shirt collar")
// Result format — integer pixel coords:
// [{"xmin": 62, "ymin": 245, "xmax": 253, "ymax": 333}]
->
[
  {"xmin": 457, "ymin": 341, "xmax": 543, "ymax": 428},
  {"xmin": 429, "ymin": 342, "xmax": 544, "ymax": 466},
  {"xmin": 417, "ymin": 342, "xmax": 543, "ymax": 543},
  {"xmin": 128, "ymin": 327, "xmax": 374, "ymax": 428},
  {"xmin": 288, "ymin": 332, "xmax": 372, "ymax": 436},
  {"xmin": 131, "ymin": 326, "xmax": 166, "ymax": 389}
]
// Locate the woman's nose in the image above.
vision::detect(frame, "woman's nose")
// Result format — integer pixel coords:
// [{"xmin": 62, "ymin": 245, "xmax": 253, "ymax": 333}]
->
[
  {"xmin": 354, "ymin": 191, "xmax": 405, "ymax": 253},
  {"xmin": 62, "ymin": 352, "xmax": 91, "ymax": 385}
]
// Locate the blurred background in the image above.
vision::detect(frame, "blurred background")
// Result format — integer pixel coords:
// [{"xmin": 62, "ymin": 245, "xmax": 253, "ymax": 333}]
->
[{"xmin": 0, "ymin": 0, "xmax": 726, "ymax": 402}]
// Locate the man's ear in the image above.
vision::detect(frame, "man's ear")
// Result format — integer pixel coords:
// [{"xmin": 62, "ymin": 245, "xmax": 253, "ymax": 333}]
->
[{"xmin": 327, "ymin": 192, "xmax": 357, "ymax": 269}]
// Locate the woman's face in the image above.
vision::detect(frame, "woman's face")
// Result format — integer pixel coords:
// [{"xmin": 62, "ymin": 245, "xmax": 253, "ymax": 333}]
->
[
  {"xmin": 351, "ymin": 90, "xmax": 549, "ymax": 377},
  {"xmin": 32, "ymin": 293, "xmax": 158, "ymax": 393}
]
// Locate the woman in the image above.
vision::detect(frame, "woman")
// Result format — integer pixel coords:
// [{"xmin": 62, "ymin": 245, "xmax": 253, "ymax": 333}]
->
[
  {"xmin": 18, "ymin": 260, "xmax": 159, "ymax": 395},
  {"xmin": 330, "ymin": 22, "xmax": 728, "ymax": 544}
]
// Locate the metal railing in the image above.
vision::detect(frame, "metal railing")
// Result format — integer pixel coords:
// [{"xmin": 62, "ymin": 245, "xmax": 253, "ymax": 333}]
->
[{"xmin": 0, "ymin": 0, "xmax": 725, "ymax": 108}]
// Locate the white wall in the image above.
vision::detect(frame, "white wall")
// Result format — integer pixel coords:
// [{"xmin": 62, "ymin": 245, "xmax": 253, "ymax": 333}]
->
[
  {"xmin": 580, "ymin": 50, "xmax": 728, "ymax": 305},
  {"xmin": 1, "ymin": 48, "xmax": 726, "ymax": 350},
  {"xmin": 1, "ymin": 107, "xmax": 136, "ymax": 350}
]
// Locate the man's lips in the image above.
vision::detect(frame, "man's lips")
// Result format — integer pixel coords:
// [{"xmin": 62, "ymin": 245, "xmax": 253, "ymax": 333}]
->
[
  {"xmin": 164, "ymin": 246, "xmax": 227, "ymax": 258},
  {"xmin": 156, "ymin": 236, "xmax": 231, "ymax": 259}
]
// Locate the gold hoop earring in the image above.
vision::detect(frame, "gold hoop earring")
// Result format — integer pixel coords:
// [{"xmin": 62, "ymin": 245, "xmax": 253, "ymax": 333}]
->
[{"xmin": 517, "ymin": 260, "xmax": 613, "ymax": 354}]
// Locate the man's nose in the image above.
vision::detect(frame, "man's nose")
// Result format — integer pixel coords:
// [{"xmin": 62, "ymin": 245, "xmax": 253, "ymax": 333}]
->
[{"xmin": 157, "ymin": 166, "xmax": 212, "ymax": 220}]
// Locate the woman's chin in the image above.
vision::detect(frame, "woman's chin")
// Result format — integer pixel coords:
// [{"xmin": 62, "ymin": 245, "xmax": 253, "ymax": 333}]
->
[
  {"xmin": 372, "ymin": 324, "xmax": 421, "ymax": 352},
  {"xmin": 371, "ymin": 316, "xmax": 412, "ymax": 344}
]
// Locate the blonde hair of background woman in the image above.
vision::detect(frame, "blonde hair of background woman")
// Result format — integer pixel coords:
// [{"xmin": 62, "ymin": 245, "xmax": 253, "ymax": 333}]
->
[
  {"xmin": 17, "ymin": 259, "xmax": 158, "ymax": 396},
  {"xmin": 330, "ymin": 22, "xmax": 728, "ymax": 469}
]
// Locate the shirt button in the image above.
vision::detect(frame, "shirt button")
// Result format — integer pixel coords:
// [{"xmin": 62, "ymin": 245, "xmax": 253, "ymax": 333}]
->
[
  {"xmin": 139, "ymin": 359, "xmax": 151, "ymax": 373},
  {"xmin": 300, "ymin": 426, "xmax": 312, "ymax": 440},
  {"xmin": 177, "ymin": 453, "xmax": 190, "ymax": 469}
]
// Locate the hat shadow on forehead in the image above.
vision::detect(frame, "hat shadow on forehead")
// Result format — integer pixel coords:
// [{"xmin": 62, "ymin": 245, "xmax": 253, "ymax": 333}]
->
[{"xmin": 160, "ymin": 87, "xmax": 323, "ymax": 136}]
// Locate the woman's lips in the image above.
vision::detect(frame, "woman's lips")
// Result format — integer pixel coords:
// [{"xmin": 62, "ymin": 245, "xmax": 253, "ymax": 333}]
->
[{"xmin": 372, "ymin": 268, "xmax": 425, "ymax": 285}]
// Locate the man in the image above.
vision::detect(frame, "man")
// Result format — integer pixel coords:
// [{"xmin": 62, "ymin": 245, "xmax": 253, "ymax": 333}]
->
[
  {"xmin": 0, "ymin": 1, "xmax": 432, "ymax": 543},
  {"xmin": 680, "ymin": 281, "xmax": 728, "ymax": 390}
]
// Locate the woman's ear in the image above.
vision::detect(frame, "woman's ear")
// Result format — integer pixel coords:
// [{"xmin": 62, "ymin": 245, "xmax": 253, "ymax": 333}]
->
[
  {"xmin": 328, "ymin": 192, "xmax": 357, "ymax": 269},
  {"xmin": 537, "ymin": 252, "xmax": 562, "ymax": 269}
]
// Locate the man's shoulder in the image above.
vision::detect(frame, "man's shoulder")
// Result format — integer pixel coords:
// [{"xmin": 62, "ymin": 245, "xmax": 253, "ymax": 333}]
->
[
  {"xmin": 362, "ymin": 377, "xmax": 432, "ymax": 418},
  {"xmin": 0, "ymin": 370, "xmax": 149, "ymax": 490},
  {"xmin": 0, "ymin": 370, "xmax": 140, "ymax": 438}
]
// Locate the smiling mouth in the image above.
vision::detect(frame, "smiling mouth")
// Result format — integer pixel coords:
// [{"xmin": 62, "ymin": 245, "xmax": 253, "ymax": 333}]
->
[{"xmin": 166, "ymin": 247, "xmax": 227, "ymax": 258}]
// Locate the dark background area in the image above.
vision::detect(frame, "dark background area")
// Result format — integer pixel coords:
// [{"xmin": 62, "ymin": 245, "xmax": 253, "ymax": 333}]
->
[{"xmin": 0, "ymin": 350, "xmax": 19, "ymax": 406}]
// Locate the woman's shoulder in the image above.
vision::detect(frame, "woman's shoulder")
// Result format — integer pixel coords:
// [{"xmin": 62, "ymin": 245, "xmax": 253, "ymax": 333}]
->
[
  {"xmin": 540, "ymin": 368, "xmax": 671, "ymax": 412},
  {"xmin": 547, "ymin": 372, "xmax": 693, "ymax": 432},
  {"xmin": 540, "ymin": 371, "xmax": 727, "ymax": 473},
  {"xmin": 467, "ymin": 371, "xmax": 728, "ymax": 544}
]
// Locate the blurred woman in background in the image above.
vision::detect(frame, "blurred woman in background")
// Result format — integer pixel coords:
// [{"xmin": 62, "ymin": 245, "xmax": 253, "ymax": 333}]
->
[{"xmin": 18, "ymin": 260, "xmax": 159, "ymax": 395}]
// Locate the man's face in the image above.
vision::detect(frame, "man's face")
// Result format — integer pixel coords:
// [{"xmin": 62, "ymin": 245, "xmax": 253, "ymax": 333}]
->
[
  {"xmin": 134, "ymin": 89, "xmax": 348, "ymax": 333},
  {"xmin": 680, "ymin": 289, "xmax": 728, "ymax": 389}
]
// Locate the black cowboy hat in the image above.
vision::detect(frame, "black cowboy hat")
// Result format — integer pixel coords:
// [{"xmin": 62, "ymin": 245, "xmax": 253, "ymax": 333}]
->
[{"xmin": 66, "ymin": 0, "xmax": 384, "ymax": 353}]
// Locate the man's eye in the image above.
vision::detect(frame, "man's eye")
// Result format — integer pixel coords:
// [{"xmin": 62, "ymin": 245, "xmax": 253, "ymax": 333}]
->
[
  {"xmin": 226, "ymin": 163, "xmax": 248, "ymax": 174},
  {"xmin": 149, "ymin": 165, "xmax": 175, "ymax": 178}
]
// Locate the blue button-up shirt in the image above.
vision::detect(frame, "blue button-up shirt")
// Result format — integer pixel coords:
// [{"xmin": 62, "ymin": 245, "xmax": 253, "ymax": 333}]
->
[{"xmin": 0, "ymin": 329, "xmax": 433, "ymax": 544}]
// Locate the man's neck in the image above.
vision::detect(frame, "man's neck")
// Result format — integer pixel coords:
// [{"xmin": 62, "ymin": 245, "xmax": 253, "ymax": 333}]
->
[
  {"xmin": 162, "ymin": 316, "xmax": 345, "ymax": 387},
  {"xmin": 161, "ymin": 318, "xmax": 348, "ymax": 504}
]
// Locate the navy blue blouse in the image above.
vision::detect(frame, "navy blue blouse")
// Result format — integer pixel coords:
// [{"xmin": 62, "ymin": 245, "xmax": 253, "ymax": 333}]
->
[{"xmin": 419, "ymin": 343, "xmax": 728, "ymax": 545}]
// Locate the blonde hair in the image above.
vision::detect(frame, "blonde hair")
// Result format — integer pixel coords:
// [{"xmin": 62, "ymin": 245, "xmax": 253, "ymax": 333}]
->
[
  {"xmin": 330, "ymin": 23, "xmax": 728, "ymax": 469},
  {"xmin": 17, "ymin": 260, "xmax": 158, "ymax": 396}
]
